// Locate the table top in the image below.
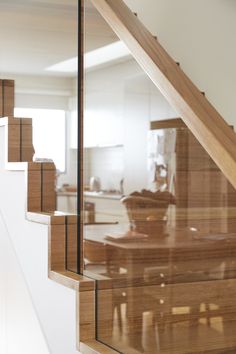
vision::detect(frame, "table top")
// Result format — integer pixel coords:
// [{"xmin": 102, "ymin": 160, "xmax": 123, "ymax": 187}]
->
[{"xmin": 84, "ymin": 223, "xmax": 236, "ymax": 251}]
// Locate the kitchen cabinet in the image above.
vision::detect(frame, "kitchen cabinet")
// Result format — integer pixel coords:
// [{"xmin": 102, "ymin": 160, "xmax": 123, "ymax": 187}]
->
[
  {"xmin": 84, "ymin": 193, "xmax": 128, "ymax": 224},
  {"xmin": 57, "ymin": 192, "xmax": 77, "ymax": 213},
  {"xmin": 70, "ymin": 110, "xmax": 77, "ymax": 149},
  {"xmin": 84, "ymin": 111, "xmax": 124, "ymax": 147}
]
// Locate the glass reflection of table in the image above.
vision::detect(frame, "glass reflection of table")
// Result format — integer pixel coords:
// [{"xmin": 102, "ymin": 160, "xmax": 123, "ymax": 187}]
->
[{"xmin": 84, "ymin": 224, "xmax": 236, "ymax": 353}]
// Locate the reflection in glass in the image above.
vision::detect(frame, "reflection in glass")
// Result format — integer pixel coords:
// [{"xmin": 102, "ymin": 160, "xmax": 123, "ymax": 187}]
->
[{"xmin": 83, "ymin": 1, "xmax": 236, "ymax": 353}]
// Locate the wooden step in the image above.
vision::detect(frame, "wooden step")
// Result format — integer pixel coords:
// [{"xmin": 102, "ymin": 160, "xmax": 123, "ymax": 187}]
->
[
  {"xmin": 0, "ymin": 81, "xmax": 98, "ymax": 353},
  {"xmin": 0, "ymin": 79, "xmax": 14, "ymax": 117}
]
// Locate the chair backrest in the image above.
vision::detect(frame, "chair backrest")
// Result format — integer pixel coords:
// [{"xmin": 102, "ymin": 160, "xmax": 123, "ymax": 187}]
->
[
  {"xmin": 84, "ymin": 239, "xmax": 106, "ymax": 263},
  {"xmin": 121, "ymin": 190, "xmax": 175, "ymax": 234},
  {"xmin": 121, "ymin": 195, "xmax": 168, "ymax": 222},
  {"xmin": 121, "ymin": 190, "xmax": 175, "ymax": 222}
]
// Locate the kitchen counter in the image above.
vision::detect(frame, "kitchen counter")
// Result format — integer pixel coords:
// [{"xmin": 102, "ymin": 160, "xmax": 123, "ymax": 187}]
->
[
  {"xmin": 84, "ymin": 191, "xmax": 123, "ymax": 200},
  {"xmin": 57, "ymin": 191, "xmax": 77, "ymax": 213},
  {"xmin": 57, "ymin": 191, "xmax": 77, "ymax": 197},
  {"xmin": 57, "ymin": 191, "xmax": 125, "ymax": 220}
]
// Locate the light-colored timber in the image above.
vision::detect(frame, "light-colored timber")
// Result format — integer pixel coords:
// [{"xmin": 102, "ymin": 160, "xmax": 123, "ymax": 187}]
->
[
  {"xmin": 21, "ymin": 118, "xmax": 34, "ymax": 161},
  {"xmin": 0, "ymin": 116, "xmax": 34, "ymax": 164},
  {"xmin": 67, "ymin": 215, "xmax": 78, "ymax": 273},
  {"xmin": 79, "ymin": 341, "xmax": 120, "ymax": 354},
  {"xmin": 150, "ymin": 118, "xmax": 186, "ymax": 130},
  {"xmin": 77, "ymin": 290, "xmax": 96, "ymax": 343},
  {"xmin": 91, "ymin": 0, "xmax": 236, "ymax": 190},
  {"xmin": 0, "ymin": 80, "xmax": 14, "ymax": 117},
  {"xmin": 49, "ymin": 270, "xmax": 95, "ymax": 292},
  {"xmin": 42, "ymin": 162, "xmax": 57, "ymax": 212},
  {"xmin": 7, "ymin": 118, "xmax": 21, "ymax": 162},
  {"xmin": 27, "ymin": 162, "xmax": 42, "ymax": 212}
]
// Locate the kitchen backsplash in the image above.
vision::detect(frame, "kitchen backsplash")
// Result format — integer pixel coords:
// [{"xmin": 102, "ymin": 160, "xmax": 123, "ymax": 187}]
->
[{"xmin": 84, "ymin": 145, "xmax": 124, "ymax": 192}]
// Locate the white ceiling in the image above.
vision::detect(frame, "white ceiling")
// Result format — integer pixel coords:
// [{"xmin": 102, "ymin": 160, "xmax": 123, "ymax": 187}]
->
[
  {"xmin": 0, "ymin": 0, "xmax": 78, "ymax": 77},
  {"xmin": 84, "ymin": 0, "xmax": 118, "ymax": 53},
  {"xmin": 0, "ymin": 0, "xmax": 120, "ymax": 77}
]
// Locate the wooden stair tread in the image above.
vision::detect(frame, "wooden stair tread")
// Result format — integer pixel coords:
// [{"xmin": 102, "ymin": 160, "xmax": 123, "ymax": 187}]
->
[
  {"xmin": 49, "ymin": 270, "xmax": 95, "ymax": 292},
  {"xmin": 27, "ymin": 211, "xmax": 77, "ymax": 225},
  {"xmin": 80, "ymin": 340, "xmax": 120, "ymax": 354}
]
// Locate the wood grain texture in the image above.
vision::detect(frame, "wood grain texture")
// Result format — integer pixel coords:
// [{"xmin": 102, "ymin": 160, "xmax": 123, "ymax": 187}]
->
[
  {"xmin": 96, "ymin": 288, "xmax": 113, "ymax": 340},
  {"xmin": 151, "ymin": 118, "xmax": 186, "ymax": 130},
  {"xmin": 0, "ymin": 80, "xmax": 14, "ymax": 117},
  {"xmin": 7, "ymin": 121, "xmax": 21, "ymax": 162},
  {"xmin": 49, "ymin": 270, "xmax": 95, "ymax": 292},
  {"xmin": 2, "ymin": 80, "xmax": 14, "ymax": 117},
  {"xmin": 42, "ymin": 162, "xmax": 56, "ymax": 212},
  {"xmin": 96, "ymin": 280, "xmax": 236, "ymax": 354},
  {"xmin": 27, "ymin": 162, "xmax": 42, "ymax": 212},
  {"xmin": 67, "ymin": 217, "xmax": 78, "ymax": 273},
  {"xmin": 80, "ymin": 341, "xmax": 119, "ymax": 354},
  {"xmin": 49, "ymin": 223, "xmax": 66, "ymax": 271},
  {"xmin": 20, "ymin": 118, "xmax": 34, "ymax": 162},
  {"xmin": 7, "ymin": 117, "xmax": 34, "ymax": 163},
  {"xmin": 91, "ymin": 0, "xmax": 236, "ymax": 190},
  {"xmin": 77, "ymin": 290, "xmax": 96, "ymax": 344}
]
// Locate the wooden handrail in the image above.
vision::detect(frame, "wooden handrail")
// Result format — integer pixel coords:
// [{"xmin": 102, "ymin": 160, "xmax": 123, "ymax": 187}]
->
[{"xmin": 91, "ymin": 0, "xmax": 236, "ymax": 190}]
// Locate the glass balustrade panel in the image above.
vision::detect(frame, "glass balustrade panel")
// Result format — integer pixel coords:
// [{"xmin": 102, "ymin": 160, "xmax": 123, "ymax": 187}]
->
[{"xmin": 83, "ymin": 1, "xmax": 236, "ymax": 352}]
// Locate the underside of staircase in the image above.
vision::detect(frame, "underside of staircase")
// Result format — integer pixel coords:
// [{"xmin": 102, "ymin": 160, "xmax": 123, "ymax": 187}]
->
[{"xmin": 1, "ymin": 0, "xmax": 236, "ymax": 353}]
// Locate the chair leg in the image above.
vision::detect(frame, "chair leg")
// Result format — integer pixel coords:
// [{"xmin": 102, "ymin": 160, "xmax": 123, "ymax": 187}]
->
[
  {"xmin": 205, "ymin": 303, "xmax": 211, "ymax": 326},
  {"xmin": 117, "ymin": 304, "xmax": 123, "ymax": 333}
]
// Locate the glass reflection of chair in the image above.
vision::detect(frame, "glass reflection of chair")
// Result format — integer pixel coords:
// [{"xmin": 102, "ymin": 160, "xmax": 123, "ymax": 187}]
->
[
  {"xmin": 121, "ymin": 189, "xmax": 175, "ymax": 236},
  {"xmin": 84, "ymin": 239, "xmax": 127, "ymax": 333},
  {"xmin": 143, "ymin": 250, "xmax": 229, "ymax": 350},
  {"xmin": 84, "ymin": 239, "xmax": 107, "ymax": 274},
  {"xmin": 144, "ymin": 279, "xmax": 236, "ymax": 351},
  {"xmin": 84, "ymin": 202, "xmax": 95, "ymax": 224}
]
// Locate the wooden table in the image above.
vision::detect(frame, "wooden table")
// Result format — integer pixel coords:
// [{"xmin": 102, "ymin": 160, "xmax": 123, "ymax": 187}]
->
[
  {"xmin": 85, "ymin": 224, "xmax": 236, "ymax": 284},
  {"xmin": 84, "ymin": 224, "xmax": 236, "ymax": 353}
]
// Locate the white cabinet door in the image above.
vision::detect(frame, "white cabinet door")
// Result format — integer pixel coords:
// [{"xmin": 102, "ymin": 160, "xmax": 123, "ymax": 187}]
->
[
  {"xmin": 57, "ymin": 195, "xmax": 77, "ymax": 213},
  {"xmin": 85, "ymin": 196, "xmax": 128, "ymax": 224}
]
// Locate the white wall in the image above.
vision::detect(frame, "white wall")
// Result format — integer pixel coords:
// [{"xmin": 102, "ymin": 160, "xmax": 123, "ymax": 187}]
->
[
  {"xmin": 85, "ymin": 59, "xmax": 176, "ymax": 194},
  {"xmin": 1, "ymin": 73, "xmax": 78, "ymax": 187},
  {"xmin": 0, "ymin": 212, "xmax": 50, "ymax": 354},
  {"xmin": 1, "ymin": 74, "xmax": 73, "ymax": 110},
  {"xmin": 0, "ymin": 168, "xmax": 79, "ymax": 354},
  {"xmin": 124, "ymin": 0, "xmax": 236, "ymax": 127},
  {"xmin": 0, "ymin": 126, "xmax": 79, "ymax": 354}
]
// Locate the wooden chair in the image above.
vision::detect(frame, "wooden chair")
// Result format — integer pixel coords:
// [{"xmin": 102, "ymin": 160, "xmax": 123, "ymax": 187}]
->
[
  {"xmin": 121, "ymin": 189, "xmax": 175, "ymax": 235},
  {"xmin": 84, "ymin": 239, "xmax": 127, "ymax": 333}
]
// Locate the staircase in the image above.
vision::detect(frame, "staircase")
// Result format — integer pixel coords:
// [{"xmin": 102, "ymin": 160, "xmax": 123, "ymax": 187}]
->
[
  {"xmin": 1, "ymin": 0, "xmax": 236, "ymax": 353},
  {"xmin": 0, "ymin": 80, "xmax": 98, "ymax": 353}
]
